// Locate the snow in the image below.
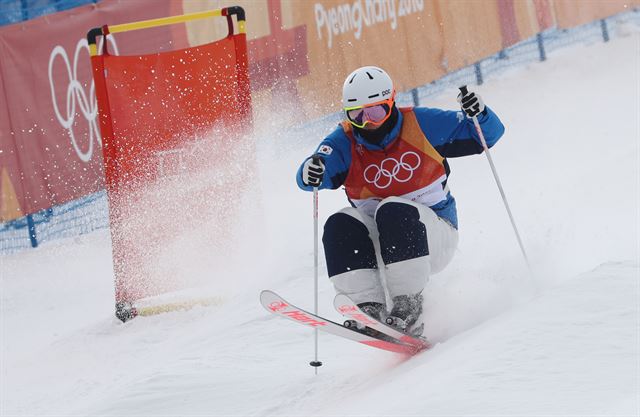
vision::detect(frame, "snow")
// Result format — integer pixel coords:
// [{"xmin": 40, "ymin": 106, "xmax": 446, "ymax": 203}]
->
[{"xmin": 1, "ymin": 30, "xmax": 639, "ymax": 416}]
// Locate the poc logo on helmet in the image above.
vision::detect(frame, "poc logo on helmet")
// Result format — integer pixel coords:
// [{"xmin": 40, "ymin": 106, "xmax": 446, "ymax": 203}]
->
[{"xmin": 382, "ymin": 89, "xmax": 391, "ymax": 96}]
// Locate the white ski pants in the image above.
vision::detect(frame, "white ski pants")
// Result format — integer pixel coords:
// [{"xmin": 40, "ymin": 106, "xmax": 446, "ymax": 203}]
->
[{"xmin": 325, "ymin": 196, "xmax": 458, "ymax": 305}]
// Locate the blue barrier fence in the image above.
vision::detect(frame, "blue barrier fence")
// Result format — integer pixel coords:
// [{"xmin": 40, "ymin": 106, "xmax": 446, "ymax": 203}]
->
[
  {"xmin": 1, "ymin": 8, "xmax": 638, "ymax": 254},
  {"xmin": 0, "ymin": 0, "xmax": 97, "ymax": 26},
  {"xmin": 1, "ymin": 191, "xmax": 109, "ymax": 253}
]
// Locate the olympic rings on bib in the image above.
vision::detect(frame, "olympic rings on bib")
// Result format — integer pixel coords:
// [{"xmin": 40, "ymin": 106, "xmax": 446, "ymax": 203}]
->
[{"xmin": 363, "ymin": 151, "xmax": 421, "ymax": 189}]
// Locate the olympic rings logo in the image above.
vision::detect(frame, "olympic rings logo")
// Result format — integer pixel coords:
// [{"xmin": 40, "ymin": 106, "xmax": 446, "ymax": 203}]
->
[
  {"xmin": 48, "ymin": 37, "xmax": 118, "ymax": 162},
  {"xmin": 363, "ymin": 151, "xmax": 421, "ymax": 189}
]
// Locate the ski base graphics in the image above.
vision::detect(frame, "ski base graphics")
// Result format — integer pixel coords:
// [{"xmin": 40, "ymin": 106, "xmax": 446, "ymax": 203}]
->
[{"xmin": 260, "ymin": 290, "xmax": 422, "ymax": 355}]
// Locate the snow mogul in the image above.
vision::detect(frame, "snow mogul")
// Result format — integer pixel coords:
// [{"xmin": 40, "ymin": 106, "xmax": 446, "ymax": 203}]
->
[{"xmin": 296, "ymin": 66, "xmax": 505, "ymax": 337}]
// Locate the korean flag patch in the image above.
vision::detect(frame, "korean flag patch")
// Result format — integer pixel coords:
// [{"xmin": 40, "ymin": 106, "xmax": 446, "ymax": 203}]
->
[{"xmin": 318, "ymin": 145, "xmax": 333, "ymax": 156}]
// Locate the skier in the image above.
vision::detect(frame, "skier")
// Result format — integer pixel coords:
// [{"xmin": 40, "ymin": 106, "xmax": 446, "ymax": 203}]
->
[{"xmin": 296, "ymin": 66, "xmax": 505, "ymax": 336}]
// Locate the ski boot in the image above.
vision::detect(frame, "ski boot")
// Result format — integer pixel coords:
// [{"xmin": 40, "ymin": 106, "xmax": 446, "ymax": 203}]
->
[
  {"xmin": 343, "ymin": 302, "xmax": 393, "ymax": 341},
  {"xmin": 385, "ymin": 293, "xmax": 425, "ymax": 337}
]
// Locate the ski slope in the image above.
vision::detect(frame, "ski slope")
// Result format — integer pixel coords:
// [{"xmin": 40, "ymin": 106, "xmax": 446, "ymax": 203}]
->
[{"xmin": 2, "ymin": 30, "xmax": 639, "ymax": 416}]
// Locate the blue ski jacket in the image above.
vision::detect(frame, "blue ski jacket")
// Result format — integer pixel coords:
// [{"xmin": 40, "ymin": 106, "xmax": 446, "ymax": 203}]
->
[{"xmin": 296, "ymin": 106, "xmax": 505, "ymax": 228}]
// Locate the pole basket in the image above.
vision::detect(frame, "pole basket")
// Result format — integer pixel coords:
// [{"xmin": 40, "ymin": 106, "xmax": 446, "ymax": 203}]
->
[{"xmin": 88, "ymin": 7, "xmax": 253, "ymax": 321}]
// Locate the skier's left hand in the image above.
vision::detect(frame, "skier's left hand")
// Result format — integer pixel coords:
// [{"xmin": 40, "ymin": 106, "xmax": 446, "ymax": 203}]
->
[{"xmin": 457, "ymin": 89, "xmax": 485, "ymax": 118}]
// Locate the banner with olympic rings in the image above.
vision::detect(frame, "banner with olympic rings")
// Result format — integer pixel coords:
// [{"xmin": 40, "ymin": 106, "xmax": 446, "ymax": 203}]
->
[{"xmin": 0, "ymin": 0, "xmax": 186, "ymax": 222}]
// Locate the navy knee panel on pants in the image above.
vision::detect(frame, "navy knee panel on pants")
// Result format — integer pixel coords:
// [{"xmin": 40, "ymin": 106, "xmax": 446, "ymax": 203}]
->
[
  {"xmin": 323, "ymin": 212, "xmax": 377, "ymax": 277},
  {"xmin": 376, "ymin": 202, "xmax": 429, "ymax": 265}
]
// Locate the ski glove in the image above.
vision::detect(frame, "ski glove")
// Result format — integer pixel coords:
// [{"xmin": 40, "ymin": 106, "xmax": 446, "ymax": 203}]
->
[
  {"xmin": 457, "ymin": 89, "xmax": 486, "ymax": 118},
  {"xmin": 302, "ymin": 155, "xmax": 325, "ymax": 187}
]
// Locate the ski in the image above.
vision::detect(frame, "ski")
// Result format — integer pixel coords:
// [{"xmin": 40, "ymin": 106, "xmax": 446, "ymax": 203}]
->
[
  {"xmin": 333, "ymin": 293, "xmax": 431, "ymax": 351},
  {"xmin": 260, "ymin": 290, "xmax": 420, "ymax": 355}
]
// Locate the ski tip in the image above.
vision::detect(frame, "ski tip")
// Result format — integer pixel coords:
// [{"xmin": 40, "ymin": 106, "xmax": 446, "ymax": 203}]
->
[
  {"xmin": 332, "ymin": 293, "xmax": 351, "ymax": 307},
  {"xmin": 259, "ymin": 289, "xmax": 280, "ymax": 303},
  {"xmin": 260, "ymin": 290, "xmax": 294, "ymax": 315}
]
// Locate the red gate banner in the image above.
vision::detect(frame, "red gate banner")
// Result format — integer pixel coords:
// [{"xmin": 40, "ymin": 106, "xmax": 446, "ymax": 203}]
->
[{"xmin": 88, "ymin": 8, "xmax": 253, "ymax": 310}]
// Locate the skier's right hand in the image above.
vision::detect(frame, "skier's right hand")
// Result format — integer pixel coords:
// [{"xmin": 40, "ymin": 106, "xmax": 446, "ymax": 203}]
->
[{"xmin": 302, "ymin": 155, "xmax": 325, "ymax": 187}]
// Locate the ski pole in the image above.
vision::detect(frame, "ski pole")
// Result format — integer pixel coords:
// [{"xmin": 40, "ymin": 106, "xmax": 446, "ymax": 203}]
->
[
  {"xmin": 459, "ymin": 86, "xmax": 530, "ymax": 269},
  {"xmin": 309, "ymin": 186, "xmax": 323, "ymax": 372}
]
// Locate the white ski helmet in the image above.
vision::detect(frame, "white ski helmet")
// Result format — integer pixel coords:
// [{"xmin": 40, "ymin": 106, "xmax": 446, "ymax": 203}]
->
[{"xmin": 342, "ymin": 66, "xmax": 395, "ymax": 109}]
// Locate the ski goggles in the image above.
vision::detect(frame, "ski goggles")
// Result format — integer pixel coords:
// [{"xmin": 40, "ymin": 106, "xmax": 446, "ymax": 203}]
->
[{"xmin": 344, "ymin": 96, "xmax": 395, "ymax": 129}]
